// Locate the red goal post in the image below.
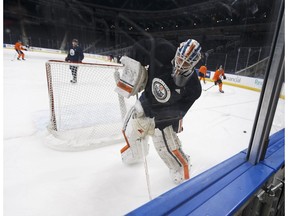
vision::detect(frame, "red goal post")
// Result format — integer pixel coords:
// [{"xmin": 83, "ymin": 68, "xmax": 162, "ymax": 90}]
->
[{"xmin": 45, "ymin": 60, "xmax": 132, "ymax": 151}]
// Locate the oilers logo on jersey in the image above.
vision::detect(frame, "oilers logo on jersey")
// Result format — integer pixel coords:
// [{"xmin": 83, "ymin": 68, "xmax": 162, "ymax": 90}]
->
[
  {"xmin": 152, "ymin": 78, "xmax": 171, "ymax": 103},
  {"xmin": 69, "ymin": 49, "xmax": 75, "ymax": 56}
]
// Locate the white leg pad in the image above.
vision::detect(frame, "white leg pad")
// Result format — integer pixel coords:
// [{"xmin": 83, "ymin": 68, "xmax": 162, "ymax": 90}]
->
[
  {"xmin": 120, "ymin": 102, "xmax": 154, "ymax": 164},
  {"xmin": 121, "ymin": 136, "xmax": 149, "ymax": 164},
  {"xmin": 169, "ymin": 155, "xmax": 191, "ymax": 184},
  {"xmin": 152, "ymin": 126, "xmax": 191, "ymax": 184}
]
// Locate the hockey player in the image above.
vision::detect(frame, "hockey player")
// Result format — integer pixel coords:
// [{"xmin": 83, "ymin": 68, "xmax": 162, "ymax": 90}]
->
[
  {"xmin": 65, "ymin": 39, "xmax": 84, "ymax": 83},
  {"xmin": 212, "ymin": 65, "xmax": 226, "ymax": 93},
  {"xmin": 115, "ymin": 38, "xmax": 202, "ymax": 184},
  {"xmin": 198, "ymin": 65, "xmax": 207, "ymax": 84},
  {"xmin": 14, "ymin": 40, "xmax": 27, "ymax": 60}
]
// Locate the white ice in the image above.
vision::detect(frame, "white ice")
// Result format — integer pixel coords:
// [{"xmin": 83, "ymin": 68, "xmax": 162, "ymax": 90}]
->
[{"xmin": 3, "ymin": 48, "xmax": 285, "ymax": 216}]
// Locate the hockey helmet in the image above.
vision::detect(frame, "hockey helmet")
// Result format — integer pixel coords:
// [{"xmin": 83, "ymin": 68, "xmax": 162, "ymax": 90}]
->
[{"xmin": 172, "ymin": 39, "xmax": 201, "ymax": 87}]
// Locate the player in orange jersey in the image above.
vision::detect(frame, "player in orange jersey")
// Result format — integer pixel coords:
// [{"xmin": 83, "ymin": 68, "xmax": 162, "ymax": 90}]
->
[
  {"xmin": 14, "ymin": 40, "xmax": 27, "ymax": 60},
  {"xmin": 212, "ymin": 65, "xmax": 226, "ymax": 93},
  {"xmin": 198, "ymin": 65, "xmax": 207, "ymax": 84}
]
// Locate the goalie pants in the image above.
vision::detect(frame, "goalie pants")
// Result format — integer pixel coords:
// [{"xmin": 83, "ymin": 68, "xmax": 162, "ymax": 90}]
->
[{"xmin": 152, "ymin": 126, "xmax": 190, "ymax": 182}]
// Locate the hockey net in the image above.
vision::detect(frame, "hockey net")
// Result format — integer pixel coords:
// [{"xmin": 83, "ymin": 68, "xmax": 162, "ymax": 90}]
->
[{"xmin": 45, "ymin": 60, "xmax": 132, "ymax": 151}]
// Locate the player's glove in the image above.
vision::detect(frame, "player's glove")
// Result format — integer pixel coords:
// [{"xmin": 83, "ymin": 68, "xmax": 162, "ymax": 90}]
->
[
  {"xmin": 214, "ymin": 81, "xmax": 217, "ymax": 85},
  {"xmin": 223, "ymin": 75, "xmax": 227, "ymax": 80},
  {"xmin": 65, "ymin": 57, "xmax": 69, "ymax": 62}
]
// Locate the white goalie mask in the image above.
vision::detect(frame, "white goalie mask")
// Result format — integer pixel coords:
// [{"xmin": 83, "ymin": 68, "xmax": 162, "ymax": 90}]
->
[{"xmin": 172, "ymin": 39, "xmax": 201, "ymax": 87}]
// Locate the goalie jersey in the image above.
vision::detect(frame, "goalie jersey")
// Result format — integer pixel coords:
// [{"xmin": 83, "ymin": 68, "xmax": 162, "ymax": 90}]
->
[{"xmin": 129, "ymin": 38, "xmax": 202, "ymax": 131}]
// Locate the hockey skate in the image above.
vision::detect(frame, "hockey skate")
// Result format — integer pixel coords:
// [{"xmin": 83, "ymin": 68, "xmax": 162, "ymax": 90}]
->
[{"xmin": 219, "ymin": 90, "xmax": 224, "ymax": 93}]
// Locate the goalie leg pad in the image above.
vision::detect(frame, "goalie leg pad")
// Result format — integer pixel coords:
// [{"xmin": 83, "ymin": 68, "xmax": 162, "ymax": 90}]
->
[
  {"xmin": 121, "ymin": 136, "xmax": 149, "ymax": 164},
  {"xmin": 152, "ymin": 126, "xmax": 191, "ymax": 184},
  {"xmin": 120, "ymin": 101, "xmax": 155, "ymax": 164}
]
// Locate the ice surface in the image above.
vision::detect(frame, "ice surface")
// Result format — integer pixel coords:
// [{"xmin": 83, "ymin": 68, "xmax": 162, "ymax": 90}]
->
[{"xmin": 3, "ymin": 48, "xmax": 285, "ymax": 216}]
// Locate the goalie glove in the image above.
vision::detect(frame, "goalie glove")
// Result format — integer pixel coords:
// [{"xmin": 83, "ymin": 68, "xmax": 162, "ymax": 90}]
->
[{"xmin": 115, "ymin": 56, "xmax": 148, "ymax": 98}]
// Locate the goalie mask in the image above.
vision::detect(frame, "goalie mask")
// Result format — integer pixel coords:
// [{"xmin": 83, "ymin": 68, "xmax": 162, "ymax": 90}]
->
[{"xmin": 172, "ymin": 39, "xmax": 201, "ymax": 87}]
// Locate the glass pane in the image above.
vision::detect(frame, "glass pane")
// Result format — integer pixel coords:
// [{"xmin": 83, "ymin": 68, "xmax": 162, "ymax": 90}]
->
[
  {"xmin": 3, "ymin": 1, "xmax": 285, "ymax": 215},
  {"xmin": 271, "ymin": 88, "xmax": 285, "ymax": 135}
]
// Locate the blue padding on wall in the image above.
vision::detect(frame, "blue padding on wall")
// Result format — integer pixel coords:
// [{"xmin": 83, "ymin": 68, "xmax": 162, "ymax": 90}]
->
[
  {"xmin": 262, "ymin": 129, "xmax": 284, "ymax": 171},
  {"xmin": 268, "ymin": 129, "xmax": 285, "ymax": 147},
  {"xmin": 187, "ymin": 164, "xmax": 274, "ymax": 216},
  {"xmin": 169, "ymin": 161, "xmax": 255, "ymax": 216},
  {"xmin": 261, "ymin": 145, "xmax": 284, "ymax": 171},
  {"xmin": 127, "ymin": 129, "xmax": 285, "ymax": 216},
  {"xmin": 127, "ymin": 152, "xmax": 247, "ymax": 216}
]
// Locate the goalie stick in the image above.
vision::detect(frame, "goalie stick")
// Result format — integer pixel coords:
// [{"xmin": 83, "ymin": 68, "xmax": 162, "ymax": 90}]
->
[
  {"xmin": 137, "ymin": 93, "xmax": 152, "ymax": 200},
  {"xmin": 141, "ymin": 138, "xmax": 152, "ymax": 200}
]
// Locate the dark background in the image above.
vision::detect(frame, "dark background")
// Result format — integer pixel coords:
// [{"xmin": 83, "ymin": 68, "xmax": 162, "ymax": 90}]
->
[{"xmin": 3, "ymin": 0, "xmax": 279, "ymax": 74}]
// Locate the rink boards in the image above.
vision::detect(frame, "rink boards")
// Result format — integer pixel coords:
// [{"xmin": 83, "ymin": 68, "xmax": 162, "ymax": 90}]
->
[{"xmin": 128, "ymin": 129, "xmax": 284, "ymax": 215}]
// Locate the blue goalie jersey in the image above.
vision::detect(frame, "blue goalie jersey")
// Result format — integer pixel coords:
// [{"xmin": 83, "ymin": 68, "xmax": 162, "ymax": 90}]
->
[{"xmin": 129, "ymin": 38, "xmax": 202, "ymax": 131}]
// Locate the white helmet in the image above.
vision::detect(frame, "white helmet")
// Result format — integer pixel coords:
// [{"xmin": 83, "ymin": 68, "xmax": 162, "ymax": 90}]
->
[{"xmin": 172, "ymin": 39, "xmax": 201, "ymax": 87}]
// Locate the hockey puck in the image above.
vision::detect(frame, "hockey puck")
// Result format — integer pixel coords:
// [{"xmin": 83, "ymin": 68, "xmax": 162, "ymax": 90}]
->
[{"xmin": 243, "ymin": 130, "xmax": 247, "ymax": 133}]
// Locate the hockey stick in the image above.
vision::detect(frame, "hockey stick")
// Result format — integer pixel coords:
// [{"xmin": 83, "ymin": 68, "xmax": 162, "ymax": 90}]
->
[
  {"xmin": 141, "ymin": 141, "xmax": 152, "ymax": 200},
  {"xmin": 137, "ymin": 92, "xmax": 152, "ymax": 200},
  {"xmin": 203, "ymin": 83, "xmax": 215, "ymax": 91}
]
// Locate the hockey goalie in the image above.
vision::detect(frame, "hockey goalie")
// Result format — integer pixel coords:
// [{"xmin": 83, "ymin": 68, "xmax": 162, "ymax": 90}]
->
[{"xmin": 115, "ymin": 38, "xmax": 202, "ymax": 184}]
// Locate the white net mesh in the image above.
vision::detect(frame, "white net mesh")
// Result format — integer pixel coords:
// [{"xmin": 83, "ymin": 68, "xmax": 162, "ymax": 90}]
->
[{"xmin": 45, "ymin": 60, "xmax": 132, "ymax": 151}]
